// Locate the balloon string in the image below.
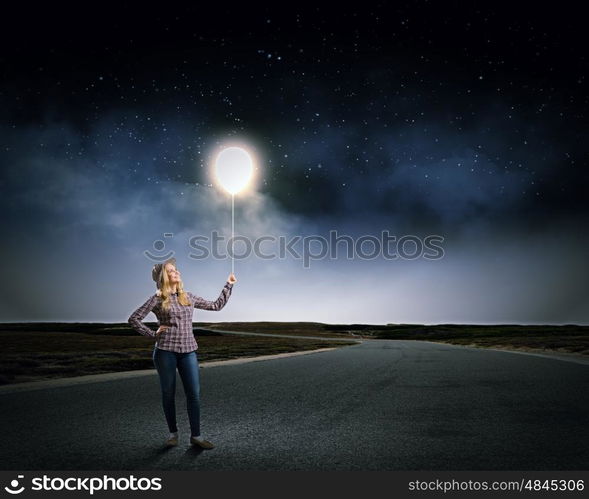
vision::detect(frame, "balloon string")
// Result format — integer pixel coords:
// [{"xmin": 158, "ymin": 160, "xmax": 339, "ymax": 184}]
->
[{"xmin": 231, "ymin": 193, "xmax": 234, "ymax": 275}]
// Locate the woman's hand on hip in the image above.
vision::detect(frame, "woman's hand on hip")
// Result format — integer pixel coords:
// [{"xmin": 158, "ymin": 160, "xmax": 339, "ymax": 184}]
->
[{"xmin": 156, "ymin": 325, "xmax": 170, "ymax": 336}]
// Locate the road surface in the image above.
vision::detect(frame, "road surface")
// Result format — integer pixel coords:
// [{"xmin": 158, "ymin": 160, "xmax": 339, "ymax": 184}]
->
[{"xmin": 0, "ymin": 340, "xmax": 587, "ymax": 470}]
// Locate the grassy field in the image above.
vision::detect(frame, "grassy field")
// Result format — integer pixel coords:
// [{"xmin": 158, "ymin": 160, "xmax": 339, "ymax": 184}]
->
[
  {"xmin": 203, "ymin": 322, "xmax": 589, "ymax": 356},
  {"xmin": 0, "ymin": 321, "xmax": 586, "ymax": 385},
  {"xmin": 0, "ymin": 323, "xmax": 355, "ymax": 385},
  {"xmin": 201, "ymin": 321, "xmax": 357, "ymax": 338},
  {"xmin": 368, "ymin": 324, "xmax": 589, "ymax": 356}
]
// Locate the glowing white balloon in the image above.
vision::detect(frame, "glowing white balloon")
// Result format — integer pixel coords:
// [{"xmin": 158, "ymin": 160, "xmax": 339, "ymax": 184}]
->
[{"xmin": 214, "ymin": 147, "xmax": 254, "ymax": 194}]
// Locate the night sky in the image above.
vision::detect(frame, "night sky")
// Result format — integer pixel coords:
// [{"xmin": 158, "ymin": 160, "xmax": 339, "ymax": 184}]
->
[{"xmin": 1, "ymin": 2, "xmax": 587, "ymax": 324}]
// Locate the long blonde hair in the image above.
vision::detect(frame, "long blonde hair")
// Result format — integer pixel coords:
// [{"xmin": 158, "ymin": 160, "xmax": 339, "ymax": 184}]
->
[{"xmin": 156, "ymin": 263, "xmax": 191, "ymax": 310}]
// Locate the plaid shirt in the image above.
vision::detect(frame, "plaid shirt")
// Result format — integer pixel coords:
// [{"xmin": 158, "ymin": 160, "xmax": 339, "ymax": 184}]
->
[{"xmin": 128, "ymin": 282, "xmax": 234, "ymax": 353}]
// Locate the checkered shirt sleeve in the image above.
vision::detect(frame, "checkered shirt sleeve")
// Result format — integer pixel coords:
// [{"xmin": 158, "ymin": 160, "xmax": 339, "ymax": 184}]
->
[
  {"xmin": 127, "ymin": 294, "xmax": 158, "ymax": 337},
  {"xmin": 189, "ymin": 281, "xmax": 234, "ymax": 311}
]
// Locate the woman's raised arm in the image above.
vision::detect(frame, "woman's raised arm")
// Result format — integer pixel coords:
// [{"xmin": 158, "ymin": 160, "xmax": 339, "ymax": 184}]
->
[{"xmin": 191, "ymin": 282, "xmax": 234, "ymax": 311}]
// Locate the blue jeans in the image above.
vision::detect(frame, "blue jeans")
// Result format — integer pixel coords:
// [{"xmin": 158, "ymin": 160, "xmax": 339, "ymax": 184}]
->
[{"xmin": 152, "ymin": 347, "xmax": 201, "ymax": 437}]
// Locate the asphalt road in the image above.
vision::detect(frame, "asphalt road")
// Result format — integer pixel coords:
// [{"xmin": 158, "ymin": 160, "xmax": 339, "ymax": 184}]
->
[{"xmin": 0, "ymin": 340, "xmax": 587, "ymax": 470}]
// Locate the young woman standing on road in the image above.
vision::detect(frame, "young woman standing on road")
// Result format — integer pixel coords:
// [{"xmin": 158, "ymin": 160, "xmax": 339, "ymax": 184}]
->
[{"xmin": 128, "ymin": 257, "xmax": 236, "ymax": 449}]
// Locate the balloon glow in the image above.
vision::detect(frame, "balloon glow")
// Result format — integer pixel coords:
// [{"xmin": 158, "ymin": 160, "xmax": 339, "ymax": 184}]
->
[
  {"xmin": 214, "ymin": 147, "xmax": 254, "ymax": 195},
  {"xmin": 212, "ymin": 144, "xmax": 257, "ymax": 275}
]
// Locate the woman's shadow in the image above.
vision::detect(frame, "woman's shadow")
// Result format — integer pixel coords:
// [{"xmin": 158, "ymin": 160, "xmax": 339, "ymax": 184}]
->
[{"xmin": 140, "ymin": 442, "xmax": 205, "ymax": 468}]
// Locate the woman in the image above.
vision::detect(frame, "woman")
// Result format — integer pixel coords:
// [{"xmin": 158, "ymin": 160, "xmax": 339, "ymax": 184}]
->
[{"xmin": 128, "ymin": 257, "xmax": 236, "ymax": 449}]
